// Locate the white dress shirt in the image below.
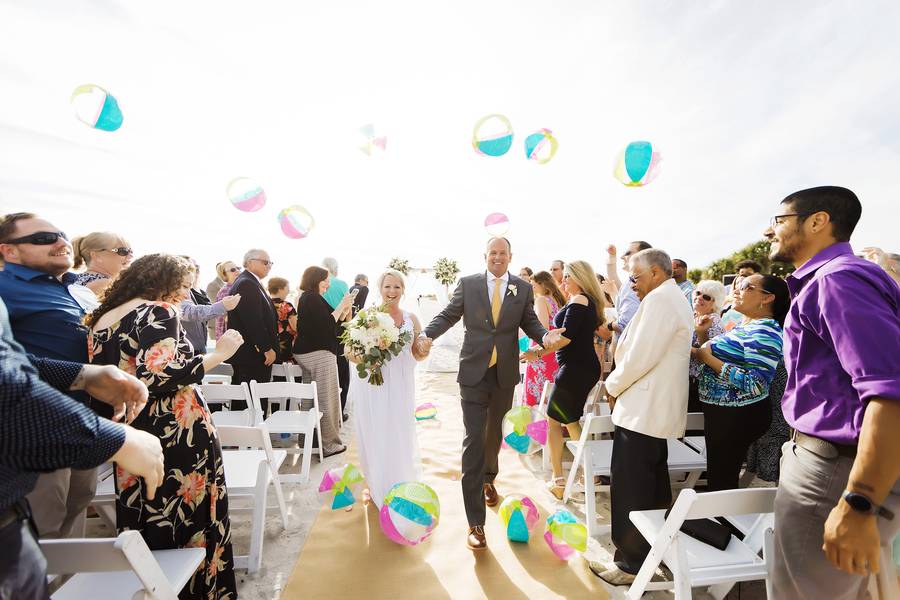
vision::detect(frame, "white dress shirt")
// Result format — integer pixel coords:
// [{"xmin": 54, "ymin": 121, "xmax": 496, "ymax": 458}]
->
[{"xmin": 486, "ymin": 271, "xmax": 510, "ymax": 303}]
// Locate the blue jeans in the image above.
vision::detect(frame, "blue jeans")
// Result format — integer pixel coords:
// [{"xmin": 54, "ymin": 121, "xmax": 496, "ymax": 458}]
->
[{"xmin": 0, "ymin": 509, "xmax": 48, "ymax": 600}]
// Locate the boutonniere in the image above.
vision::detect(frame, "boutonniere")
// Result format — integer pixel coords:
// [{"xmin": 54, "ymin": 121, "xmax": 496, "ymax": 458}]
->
[{"xmin": 507, "ymin": 284, "xmax": 518, "ymax": 297}]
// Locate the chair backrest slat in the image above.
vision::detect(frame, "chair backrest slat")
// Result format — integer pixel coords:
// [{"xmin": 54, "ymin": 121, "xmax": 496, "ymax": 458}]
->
[
  {"xmin": 200, "ymin": 383, "xmax": 251, "ymax": 403},
  {"xmin": 250, "ymin": 380, "xmax": 317, "ymax": 400},
  {"xmin": 685, "ymin": 487, "xmax": 777, "ymax": 520},
  {"xmin": 582, "ymin": 413, "xmax": 615, "ymax": 435}
]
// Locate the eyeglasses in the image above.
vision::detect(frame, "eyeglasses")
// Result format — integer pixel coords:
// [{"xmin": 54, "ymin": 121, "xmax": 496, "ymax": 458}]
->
[
  {"xmin": 104, "ymin": 247, "xmax": 132, "ymax": 257},
  {"xmin": 228, "ymin": 267, "xmax": 241, "ymax": 273},
  {"xmin": 693, "ymin": 291, "xmax": 713, "ymax": 302},
  {"xmin": 2, "ymin": 231, "xmax": 68, "ymax": 245},
  {"xmin": 737, "ymin": 280, "xmax": 774, "ymax": 295},
  {"xmin": 769, "ymin": 213, "xmax": 810, "ymax": 228},
  {"xmin": 628, "ymin": 271, "xmax": 646, "ymax": 284},
  {"xmin": 250, "ymin": 258, "xmax": 274, "ymax": 267}
]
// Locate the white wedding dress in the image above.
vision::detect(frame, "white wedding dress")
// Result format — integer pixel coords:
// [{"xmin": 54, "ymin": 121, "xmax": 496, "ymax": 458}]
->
[{"xmin": 351, "ymin": 311, "xmax": 421, "ymax": 508}]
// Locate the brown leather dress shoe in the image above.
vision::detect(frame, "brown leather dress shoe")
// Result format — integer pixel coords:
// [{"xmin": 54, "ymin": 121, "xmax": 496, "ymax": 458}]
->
[
  {"xmin": 467, "ymin": 526, "xmax": 487, "ymax": 550},
  {"xmin": 483, "ymin": 483, "xmax": 499, "ymax": 507}
]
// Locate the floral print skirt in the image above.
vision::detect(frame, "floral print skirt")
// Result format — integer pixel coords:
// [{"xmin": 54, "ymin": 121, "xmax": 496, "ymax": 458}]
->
[
  {"xmin": 523, "ymin": 348, "xmax": 560, "ymax": 407},
  {"xmin": 115, "ymin": 386, "xmax": 237, "ymax": 600}
]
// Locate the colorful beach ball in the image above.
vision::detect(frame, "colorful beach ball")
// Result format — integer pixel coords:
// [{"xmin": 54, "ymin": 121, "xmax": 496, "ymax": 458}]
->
[
  {"xmin": 613, "ymin": 140, "xmax": 663, "ymax": 187},
  {"xmin": 544, "ymin": 510, "xmax": 587, "ymax": 560},
  {"xmin": 498, "ymin": 495, "xmax": 540, "ymax": 543},
  {"xmin": 472, "ymin": 114, "xmax": 513, "ymax": 157},
  {"xmin": 415, "ymin": 402, "xmax": 437, "ymax": 421},
  {"xmin": 501, "ymin": 406, "xmax": 547, "ymax": 455},
  {"xmin": 318, "ymin": 463, "xmax": 365, "ymax": 510},
  {"xmin": 484, "ymin": 212, "xmax": 510, "ymax": 237},
  {"xmin": 524, "ymin": 128, "xmax": 558, "ymax": 164},
  {"xmin": 278, "ymin": 205, "xmax": 315, "ymax": 239},
  {"xmin": 379, "ymin": 482, "xmax": 440, "ymax": 546},
  {"xmin": 70, "ymin": 84, "xmax": 123, "ymax": 132},
  {"xmin": 226, "ymin": 177, "xmax": 266, "ymax": 212}
]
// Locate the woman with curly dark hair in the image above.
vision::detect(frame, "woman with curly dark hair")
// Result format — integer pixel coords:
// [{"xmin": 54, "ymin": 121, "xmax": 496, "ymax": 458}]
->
[{"xmin": 86, "ymin": 254, "xmax": 244, "ymax": 600}]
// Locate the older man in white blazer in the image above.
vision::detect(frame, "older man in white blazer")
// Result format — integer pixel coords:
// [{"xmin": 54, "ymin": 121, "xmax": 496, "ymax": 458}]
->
[{"xmin": 589, "ymin": 248, "xmax": 694, "ymax": 586}]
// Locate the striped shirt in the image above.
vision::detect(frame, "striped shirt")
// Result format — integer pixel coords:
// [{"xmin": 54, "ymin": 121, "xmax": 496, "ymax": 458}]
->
[{"xmin": 698, "ymin": 317, "xmax": 783, "ymax": 407}]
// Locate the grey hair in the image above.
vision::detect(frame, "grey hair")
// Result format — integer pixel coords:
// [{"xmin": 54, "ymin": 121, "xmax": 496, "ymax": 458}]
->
[
  {"xmin": 243, "ymin": 248, "xmax": 267, "ymax": 266},
  {"xmin": 694, "ymin": 279, "xmax": 728, "ymax": 312},
  {"xmin": 354, "ymin": 273, "xmax": 368, "ymax": 283},
  {"xmin": 322, "ymin": 257, "xmax": 339, "ymax": 276},
  {"xmin": 630, "ymin": 248, "xmax": 673, "ymax": 278}
]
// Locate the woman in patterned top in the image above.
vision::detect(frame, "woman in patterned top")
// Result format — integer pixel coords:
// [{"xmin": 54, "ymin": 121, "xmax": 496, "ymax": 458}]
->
[
  {"xmin": 688, "ymin": 279, "xmax": 728, "ymax": 412},
  {"xmin": 86, "ymin": 254, "xmax": 244, "ymax": 600},
  {"xmin": 520, "ymin": 271, "xmax": 565, "ymax": 406},
  {"xmin": 267, "ymin": 276, "xmax": 298, "ymax": 363},
  {"xmin": 71, "ymin": 231, "xmax": 133, "ymax": 296},
  {"xmin": 692, "ymin": 273, "xmax": 790, "ymax": 491}
]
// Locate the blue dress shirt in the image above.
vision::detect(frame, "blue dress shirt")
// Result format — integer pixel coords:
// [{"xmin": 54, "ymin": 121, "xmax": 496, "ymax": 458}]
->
[
  {"xmin": 0, "ymin": 263, "xmax": 88, "ymax": 363},
  {"xmin": 0, "ymin": 298, "xmax": 125, "ymax": 512}
]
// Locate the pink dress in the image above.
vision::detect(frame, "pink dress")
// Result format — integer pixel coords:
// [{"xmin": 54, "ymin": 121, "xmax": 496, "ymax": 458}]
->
[{"xmin": 523, "ymin": 296, "xmax": 561, "ymax": 406}]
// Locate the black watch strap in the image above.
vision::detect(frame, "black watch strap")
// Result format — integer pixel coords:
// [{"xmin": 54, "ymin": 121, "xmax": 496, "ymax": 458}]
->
[{"xmin": 842, "ymin": 490, "xmax": 895, "ymax": 520}]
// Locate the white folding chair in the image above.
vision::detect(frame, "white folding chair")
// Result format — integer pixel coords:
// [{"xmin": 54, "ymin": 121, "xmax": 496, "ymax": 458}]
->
[
  {"xmin": 539, "ymin": 381, "xmax": 607, "ymax": 472},
  {"xmin": 250, "ymin": 380, "xmax": 323, "ymax": 483},
  {"xmin": 627, "ymin": 487, "xmax": 777, "ymax": 599},
  {"xmin": 42, "ymin": 530, "xmax": 205, "ymax": 600},
  {"xmin": 201, "ymin": 383, "xmax": 255, "ymax": 427},
  {"xmin": 89, "ymin": 466, "xmax": 116, "ymax": 531},
  {"xmin": 266, "ymin": 363, "xmax": 304, "ymax": 414},
  {"xmin": 682, "ymin": 412, "xmax": 706, "ymax": 457},
  {"xmin": 562, "ymin": 414, "xmax": 707, "ymax": 537},
  {"xmin": 217, "ymin": 425, "xmax": 289, "ymax": 574}
]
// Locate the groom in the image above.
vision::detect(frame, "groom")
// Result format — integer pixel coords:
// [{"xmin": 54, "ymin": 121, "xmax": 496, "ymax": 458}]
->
[{"xmin": 418, "ymin": 237, "xmax": 564, "ymax": 550}]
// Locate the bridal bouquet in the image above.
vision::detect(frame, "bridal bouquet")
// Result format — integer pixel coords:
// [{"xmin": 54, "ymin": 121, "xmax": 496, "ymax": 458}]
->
[{"xmin": 340, "ymin": 304, "xmax": 412, "ymax": 386}]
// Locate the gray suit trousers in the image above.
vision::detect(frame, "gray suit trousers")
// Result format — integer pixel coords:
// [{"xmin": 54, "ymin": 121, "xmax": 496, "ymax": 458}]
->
[{"xmin": 459, "ymin": 366, "xmax": 515, "ymax": 527}]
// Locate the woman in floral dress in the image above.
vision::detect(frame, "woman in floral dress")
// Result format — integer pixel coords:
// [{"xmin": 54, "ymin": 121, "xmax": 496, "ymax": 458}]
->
[
  {"xmin": 86, "ymin": 254, "xmax": 244, "ymax": 600},
  {"xmin": 520, "ymin": 271, "xmax": 565, "ymax": 406}
]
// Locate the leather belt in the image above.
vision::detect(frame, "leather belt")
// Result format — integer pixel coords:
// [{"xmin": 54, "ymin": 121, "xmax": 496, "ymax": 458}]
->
[{"xmin": 793, "ymin": 430, "xmax": 857, "ymax": 459}]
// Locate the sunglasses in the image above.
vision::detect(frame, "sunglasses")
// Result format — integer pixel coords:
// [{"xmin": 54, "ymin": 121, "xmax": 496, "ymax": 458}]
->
[
  {"xmin": 228, "ymin": 267, "xmax": 241, "ymax": 273},
  {"xmin": 104, "ymin": 247, "xmax": 133, "ymax": 257},
  {"xmin": 2, "ymin": 231, "xmax": 68, "ymax": 245},
  {"xmin": 250, "ymin": 258, "xmax": 274, "ymax": 267},
  {"xmin": 693, "ymin": 291, "xmax": 713, "ymax": 302},
  {"xmin": 737, "ymin": 280, "xmax": 774, "ymax": 295}
]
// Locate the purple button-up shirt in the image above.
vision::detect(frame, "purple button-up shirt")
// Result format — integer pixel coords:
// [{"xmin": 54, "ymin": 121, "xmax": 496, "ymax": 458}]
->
[{"xmin": 782, "ymin": 242, "xmax": 900, "ymax": 444}]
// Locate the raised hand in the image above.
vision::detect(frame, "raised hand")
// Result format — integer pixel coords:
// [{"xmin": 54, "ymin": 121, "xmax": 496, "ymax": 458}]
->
[
  {"xmin": 607, "ymin": 244, "xmax": 617, "ymax": 258},
  {"xmin": 221, "ymin": 294, "xmax": 241, "ymax": 311},
  {"xmin": 695, "ymin": 314, "xmax": 714, "ymax": 332},
  {"xmin": 215, "ymin": 329, "xmax": 244, "ymax": 360}
]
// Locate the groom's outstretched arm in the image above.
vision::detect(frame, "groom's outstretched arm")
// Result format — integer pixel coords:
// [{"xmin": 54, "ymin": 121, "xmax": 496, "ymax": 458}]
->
[
  {"xmin": 519, "ymin": 285, "xmax": 549, "ymax": 345},
  {"xmin": 424, "ymin": 278, "xmax": 465, "ymax": 340}
]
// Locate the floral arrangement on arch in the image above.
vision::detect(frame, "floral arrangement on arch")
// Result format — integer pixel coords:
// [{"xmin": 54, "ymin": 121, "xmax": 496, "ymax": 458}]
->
[
  {"xmin": 433, "ymin": 257, "xmax": 460, "ymax": 287},
  {"xmin": 387, "ymin": 257, "xmax": 410, "ymax": 275}
]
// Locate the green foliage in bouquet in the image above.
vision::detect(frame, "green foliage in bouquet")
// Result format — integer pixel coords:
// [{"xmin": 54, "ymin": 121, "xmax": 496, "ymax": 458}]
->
[{"xmin": 339, "ymin": 304, "xmax": 413, "ymax": 385}]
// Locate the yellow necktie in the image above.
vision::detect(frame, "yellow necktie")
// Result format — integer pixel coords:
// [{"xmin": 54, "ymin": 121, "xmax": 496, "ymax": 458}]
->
[{"xmin": 488, "ymin": 278, "xmax": 502, "ymax": 367}]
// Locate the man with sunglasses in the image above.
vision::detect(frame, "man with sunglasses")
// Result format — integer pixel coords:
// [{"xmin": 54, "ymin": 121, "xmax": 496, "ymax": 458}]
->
[
  {"xmin": 764, "ymin": 186, "xmax": 900, "ymax": 599},
  {"xmin": 0, "ymin": 212, "xmax": 109, "ymax": 540}
]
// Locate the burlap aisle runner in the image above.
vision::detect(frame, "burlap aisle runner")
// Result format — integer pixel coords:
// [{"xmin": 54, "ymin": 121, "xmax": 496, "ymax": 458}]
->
[{"xmin": 282, "ymin": 371, "xmax": 610, "ymax": 600}]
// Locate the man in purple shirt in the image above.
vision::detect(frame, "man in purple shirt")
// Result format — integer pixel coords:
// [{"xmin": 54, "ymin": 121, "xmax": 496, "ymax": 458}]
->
[{"xmin": 764, "ymin": 186, "xmax": 900, "ymax": 599}]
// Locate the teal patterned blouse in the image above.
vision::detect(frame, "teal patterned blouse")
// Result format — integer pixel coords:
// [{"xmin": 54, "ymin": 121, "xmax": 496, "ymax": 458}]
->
[{"xmin": 698, "ymin": 317, "xmax": 783, "ymax": 407}]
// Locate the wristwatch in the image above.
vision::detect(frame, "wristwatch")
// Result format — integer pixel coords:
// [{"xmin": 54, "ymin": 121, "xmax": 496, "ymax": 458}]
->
[{"xmin": 841, "ymin": 490, "xmax": 895, "ymax": 520}]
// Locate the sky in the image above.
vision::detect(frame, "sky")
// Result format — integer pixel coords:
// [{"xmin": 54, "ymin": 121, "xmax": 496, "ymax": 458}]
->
[{"xmin": 1, "ymin": 0, "xmax": 898, "ymax": 303}]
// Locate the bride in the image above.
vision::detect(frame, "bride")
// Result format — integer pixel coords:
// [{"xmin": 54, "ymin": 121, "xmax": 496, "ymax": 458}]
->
[{"xmin": 348, "ymin": 269, "xmax": 428, "ymax": 508}]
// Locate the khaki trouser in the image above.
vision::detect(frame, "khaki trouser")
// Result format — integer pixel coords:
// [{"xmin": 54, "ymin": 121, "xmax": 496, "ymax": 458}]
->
[
  {"xmin": 25, "ymin": 467, "xmax": 98, "ymax": 538},
  {"xmin": 772, "ymin": 441, "xmax": 900, "ymax": 599}
]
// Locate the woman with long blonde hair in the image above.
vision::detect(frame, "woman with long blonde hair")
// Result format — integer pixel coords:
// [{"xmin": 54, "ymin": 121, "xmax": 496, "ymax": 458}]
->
[
  {"xmin": 523, "ymin": 260, "xmax": 606, "ymax": 498},
  {"xmin": 71, "ymin": 231, "xmax": 133, "ymax": 296}
]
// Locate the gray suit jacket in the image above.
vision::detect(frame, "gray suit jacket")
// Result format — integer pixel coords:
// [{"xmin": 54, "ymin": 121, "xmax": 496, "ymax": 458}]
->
[{"xmin": 425, "ymin": 273, "xmax": 548, "ymax": 388}]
